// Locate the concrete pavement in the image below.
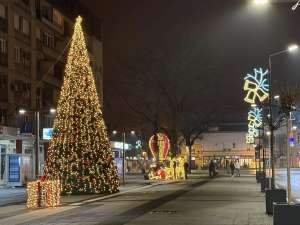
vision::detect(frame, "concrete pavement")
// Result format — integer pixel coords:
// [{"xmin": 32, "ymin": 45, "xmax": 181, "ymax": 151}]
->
[{"xmin": 0, "ymin": 174, "xmax": 272, "ymax": 225}]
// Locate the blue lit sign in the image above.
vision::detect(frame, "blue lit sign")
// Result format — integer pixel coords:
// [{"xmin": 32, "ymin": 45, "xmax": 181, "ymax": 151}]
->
[{"xmin": 43, "ymin": 128, "xmax": 53, "ymax": 140}]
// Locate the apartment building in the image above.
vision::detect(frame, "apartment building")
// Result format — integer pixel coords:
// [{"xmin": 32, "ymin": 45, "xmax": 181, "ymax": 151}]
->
[{"xmin": 0, "ymin": 0, "xmax": 103, "ymax": 185}]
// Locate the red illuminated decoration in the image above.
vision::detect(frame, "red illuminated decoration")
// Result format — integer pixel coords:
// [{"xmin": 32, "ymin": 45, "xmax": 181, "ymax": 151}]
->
[{"xmin": 149, "ymin": 133, "xmax": 170, "ymax": 160}]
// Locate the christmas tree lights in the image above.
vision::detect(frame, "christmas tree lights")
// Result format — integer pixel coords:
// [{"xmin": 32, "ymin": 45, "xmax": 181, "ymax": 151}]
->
[{"xmin": 45, "ymin": 16, "xmax": 119, "ymax": 194}]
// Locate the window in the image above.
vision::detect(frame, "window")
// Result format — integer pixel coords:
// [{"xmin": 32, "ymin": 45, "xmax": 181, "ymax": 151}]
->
[
  {"xmin": 22, "ymin": 18, "xmax": 30, "ymax": 35},
  {"xmin": 14, "ymin": 14, "xmax": 20, "ymax": 30},
  {"xmin": 53, "ymin": 9, "xmax": 63, "ymax": 27},
  {"xmin": 0, "ymin": 3, "xmax": 5, "ymax": 19},
  {"xmin": 42, "ymin": 6, "xmax": 52, "ymax": 21},
  {"xmin": 14, "ymin": 47, "xmax": 20, "ymax": 63},
  {"xmin": 42, "ymin": 31, "xmax": 54, "ymax": 48},
  {"xmin": 0, "ymin": 39, "xmax": 6, "ymax": 54}
]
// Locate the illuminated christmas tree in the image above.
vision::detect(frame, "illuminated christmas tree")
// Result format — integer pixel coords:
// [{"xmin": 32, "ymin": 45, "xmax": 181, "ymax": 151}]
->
[{"xmin": 45, "ymin": 16, "xmax": 119, "ymax": 194}]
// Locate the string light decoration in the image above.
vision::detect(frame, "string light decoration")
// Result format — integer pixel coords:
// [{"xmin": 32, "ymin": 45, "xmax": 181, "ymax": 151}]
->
[
  {"xmin": 245, "ymin": 133, "xmax": 255, "ymax": 144},
  {"xmin": 248, "ymin": 107, "xmax": 263, "ymax": 128},
  {"xmin": 26, "ymin": 180, "xmax": 61, "ymax": 208},
  {"xmin": 243, "ymin": 68, "xmax": 269, "ymax": 104},
  {"xmin": 44, "ymin": 16, "xmax": 119, "ymax": 194},
  {"xmin": 27, "ymin": 181, "xmax": 40, "ymax": 208}
]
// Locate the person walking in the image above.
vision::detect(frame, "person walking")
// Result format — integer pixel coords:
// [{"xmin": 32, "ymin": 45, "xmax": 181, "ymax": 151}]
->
[
  {"xmin": 184, "ymin": 162, "xmax": 189, "ymax": 179},
  {"xmin": 234, "ymin": 159, "xmax": 241, "ymax": 177},
  {"xmin": 230, "ymin": 160, "xmax": 235, "ymax": 177},
  {"xmin": 209, "ymin": 160, "xmax": 216, "ymax": 178}
]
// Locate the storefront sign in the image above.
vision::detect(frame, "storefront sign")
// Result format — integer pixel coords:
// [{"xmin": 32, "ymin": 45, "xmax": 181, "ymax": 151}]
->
[
  {"xmin": 43, "ymin": 128, "xmax": 53, "ymax": 140},
  {"xmin": 111, "ymin": 141, "xmax": 130, "ymax": 150}
]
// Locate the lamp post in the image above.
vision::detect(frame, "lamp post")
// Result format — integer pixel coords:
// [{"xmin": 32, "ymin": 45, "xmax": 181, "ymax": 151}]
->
[
  {"xmin": 112, "ymin": 130, "xmax": 135, "ymax": 185},
  {"xmin": 19, "ymin": 108, "xmax": 56, "ymax": 178},
  {"xmin": 267, "ymin": 44, "xmax": 298, "ymax": 189}
]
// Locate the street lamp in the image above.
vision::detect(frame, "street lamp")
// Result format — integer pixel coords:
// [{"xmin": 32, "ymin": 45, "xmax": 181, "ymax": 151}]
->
[
  {"xmin": 112, "ymin": 130, "xmax": 136, "ymax": 185},
  {"xmin": 254, "ymin": 0, "xmax": 269, "ymax": 5},
  {"xmin": 268, "ymin": 44, "xmax": 299, "ymax": 189},
  {"xmin": 50, "ymin": 108, "xmax": 56, "ymax": 114},
  {"xmin": 19, "ymin": 109, "xmax": 26, "ymax": 115},
  {"xmin": 19, "ymin": 108, "xmax": 56, "ymax": 178},
  {"xmin": 292, "ymin": 0, "xmax": 300, "ymax": 11}
]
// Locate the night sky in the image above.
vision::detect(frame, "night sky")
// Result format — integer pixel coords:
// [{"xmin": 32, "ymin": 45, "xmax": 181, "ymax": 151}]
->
[{"xmin": 83, "ymin": 0, "xmax": 300, "ymax": 128}]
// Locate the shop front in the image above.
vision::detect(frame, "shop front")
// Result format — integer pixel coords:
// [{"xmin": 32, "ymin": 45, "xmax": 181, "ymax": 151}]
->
[{"xmin": 0, "ymin": 126, "xmax": 35, "ymax": 186}]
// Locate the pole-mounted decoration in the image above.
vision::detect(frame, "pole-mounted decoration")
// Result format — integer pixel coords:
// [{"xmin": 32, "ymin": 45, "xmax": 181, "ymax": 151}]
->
[
  {"xmin": 243, "ymin": 68, "xmax": 268, "ymax": 144},
  {"xmin": 243, "ymin": 68, "xmax": 269, "ymax": 104}
]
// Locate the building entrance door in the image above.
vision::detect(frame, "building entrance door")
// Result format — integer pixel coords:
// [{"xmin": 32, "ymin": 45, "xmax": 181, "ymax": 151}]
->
[{"xmin": 0, "ymin": 144, "xmax": 6, "ymax": 181}]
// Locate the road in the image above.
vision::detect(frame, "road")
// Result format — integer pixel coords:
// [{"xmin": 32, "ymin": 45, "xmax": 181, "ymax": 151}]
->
[
  {"xmin": 275, "ymin": 168, "xmax": 300, "ymax": 202},
  {"xmin": 0, "ymin": 175, "xmax": 272, "ymax": 225}
]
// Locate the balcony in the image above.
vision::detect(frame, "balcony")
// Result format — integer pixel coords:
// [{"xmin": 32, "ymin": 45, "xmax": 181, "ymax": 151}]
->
[{"xmin": 0, "ymin": 18, "xmax": 8, "ymax": 33}]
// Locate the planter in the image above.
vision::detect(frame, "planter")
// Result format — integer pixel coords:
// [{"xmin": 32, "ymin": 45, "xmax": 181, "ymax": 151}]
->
[
  {"xmin": 256, "ymin": 171, "xmax": 265, "ymax": 183},
  {"xmin": 265, "ymin": 189, "xmax": 286, "ymax": 215},
  {"xmin": 273, "ymin": 203, "xmax": 300, "ymax": 225},
  {"xmin": 261, "ymin": 177, "xmax": 270, "ymax": 193}
]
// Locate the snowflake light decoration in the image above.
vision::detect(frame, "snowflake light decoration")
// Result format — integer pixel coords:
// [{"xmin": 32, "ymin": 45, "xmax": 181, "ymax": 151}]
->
[
  {"xmin": 246, "ymin": 133, "xmax": 255, "ymax": 144},
  {"xmin": 248, "ymin": 124, "xmax": 259, "ymax": 138},
  {"xmin": 248, "ymin": 107, "xmax": 263, "ymax": 128},
  {"xmin": 243, "ymin": 68, "xmax": 269, "ymax": 104}
]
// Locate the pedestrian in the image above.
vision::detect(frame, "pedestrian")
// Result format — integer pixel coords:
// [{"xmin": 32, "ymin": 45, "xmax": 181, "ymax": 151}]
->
[
  {"xmin": 234, "ymin": 159, "xmax": 240, "ymax": 177},
  {"xmin": 209, "ymin": 160, "xmax": 215, "ymax": 178},
  {"xmin": 230, "ymin": 160, "xmax": 235, "ymax": 177},
  {"xmin": 184, "ymin": 162, "xmax": 189, "ymax": 179}
]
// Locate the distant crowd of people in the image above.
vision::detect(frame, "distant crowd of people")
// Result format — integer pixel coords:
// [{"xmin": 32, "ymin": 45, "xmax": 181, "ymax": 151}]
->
[{"xmin": 208, "ymin": 159, "xmax": 241, "ymax": 178}]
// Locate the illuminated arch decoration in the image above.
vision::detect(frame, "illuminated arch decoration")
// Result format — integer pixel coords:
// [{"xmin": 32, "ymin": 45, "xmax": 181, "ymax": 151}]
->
[
  {"xmin": 248, "ymin": 107, "xmax": 263, "ymax": 128},
  {"xmin": 149, "ymin": 133, "xmax": 170, "ymax": 161},
  {"xmin": 243, "ymin": 68, "xmax": 269, "ymax": 104}
]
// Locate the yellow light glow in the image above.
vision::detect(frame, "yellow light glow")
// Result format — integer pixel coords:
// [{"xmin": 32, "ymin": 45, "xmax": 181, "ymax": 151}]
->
[
  {"xmin": 44, "ymin": 16, "xmax": 119, "ymax": 194},
  {"xmin": 244, "ymin": 80, "xmax": 269, "ymax": 104}
]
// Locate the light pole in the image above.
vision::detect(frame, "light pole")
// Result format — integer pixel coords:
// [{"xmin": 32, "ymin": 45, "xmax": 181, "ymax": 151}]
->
[
  {"xmin": 112, "ymin": 130, "xmax": 135, "ymax": 185},
  {"xmin": 267, "ymin": 44, "xmax": 298, "ymax": 189},
  {"xmin": 19, "ymin": 108, "xmax": 56, "ymax": 178}
]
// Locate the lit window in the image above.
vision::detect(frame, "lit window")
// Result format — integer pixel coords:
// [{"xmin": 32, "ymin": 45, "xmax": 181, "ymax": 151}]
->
[
  {"xmin": 0, "ymin": 3, "xmax": 5, "ymax": 19},
  {"xmin": 42, "ymin": 31, "xmax": 55, "ymax": 48},
  {"xmin": 22, "ymin": 18, "xmax": 30, "ymax": 35},
  {"xmin": 53, "ymin": 9, "xmax": 64, "ymax": 27},
  {"xmin": 14, "ymin": 47, "xmax": 21, "ymax": 63},
  {"xmin": 0, "ymin": 38, "xmax": 7, "ymax": 54}
]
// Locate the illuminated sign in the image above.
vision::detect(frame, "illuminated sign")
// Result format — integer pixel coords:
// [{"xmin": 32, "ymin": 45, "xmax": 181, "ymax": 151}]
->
[
  {"xmin": 111, "ymin": 141, "xmax": 131, "ymax": 150},
  {"xmin": 243, "ymin": 68, "xmax": 269, "ymax": 104},
  {"xmin": 43, "ymin": 128, "xmax": 53, "ymax": 140}
]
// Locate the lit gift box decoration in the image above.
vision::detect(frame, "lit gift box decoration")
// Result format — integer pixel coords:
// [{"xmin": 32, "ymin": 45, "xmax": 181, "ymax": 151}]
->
[{"xmin": 26, "ymin": 178, "xmax": 61, "ymax": 209}]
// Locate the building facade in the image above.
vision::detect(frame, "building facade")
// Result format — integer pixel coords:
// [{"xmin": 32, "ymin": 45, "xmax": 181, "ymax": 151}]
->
[
  {"xmin": 0, "ymin": 0, "xmax": 103, "ymax": 185},
  {"xmin": 181, "ymin": 124, "xmax": 255, "ymax": 169}
]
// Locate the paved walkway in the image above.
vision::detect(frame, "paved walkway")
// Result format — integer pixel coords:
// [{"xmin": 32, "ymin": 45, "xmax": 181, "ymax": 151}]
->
[
  {"xmin": 0, "ymin": 174, "xmax": 272, "ymax": 225},
  {"xmin": 0, "ymin": 174, "xmax": 151, "ymax": 206}
]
